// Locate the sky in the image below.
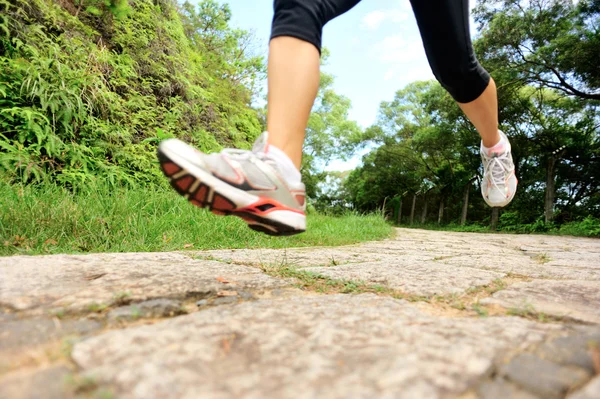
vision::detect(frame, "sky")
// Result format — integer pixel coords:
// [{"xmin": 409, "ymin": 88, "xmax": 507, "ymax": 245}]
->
[{"xmin": 195, "ymin": 0, "xmax": 479, "ymax": 169}]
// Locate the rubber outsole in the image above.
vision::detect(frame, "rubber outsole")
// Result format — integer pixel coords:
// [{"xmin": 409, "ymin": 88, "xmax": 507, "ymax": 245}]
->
[{"xmin": 157, "ymin": 149, "xmax": 305, "ymax": 236}]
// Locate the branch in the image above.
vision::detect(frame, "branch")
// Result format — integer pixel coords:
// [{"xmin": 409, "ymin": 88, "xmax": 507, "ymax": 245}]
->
[
  {"xmin": 547, "ymin": 65, "xmax": 600, "ymax": 100},
  {"xmin": 75, "ymin": 0, "xmax": 83, "ymax": 17},
  {"xmin": 514, "ymin": 45, "xmax": 600, "ymax": 100}
]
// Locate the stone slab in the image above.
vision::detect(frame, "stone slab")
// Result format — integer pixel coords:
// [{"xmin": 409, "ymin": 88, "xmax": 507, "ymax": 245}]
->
[
  {"xmin": 535, "ymin": 330, "xmax": 600, "ymax": 373},
  {"xmin": 0, "ymin": 317, "xmax": 101, "ymax": 352},
  {"xmin": 303, "ymin": 260, "xmax": 505, "ymax": 296},
  {"xmin": 0, "ymin": 365, "xmax": 73, "ymax": 399},
  {"xmin": 0, "ymin": 316, "xmax": 101, "ymax": 373},
  {"xmin": 107, "ymin": 299, "xmax": 184, "ymax": 323},
  {"xmin": 498, "ymin": 353, "xmax": 591, "ymax": 399},
  {"xmin": 568, "ymin": 377, "xmax": 600, "ymax": 399},
  {"xmin": 197, "ymin": 229, "xmax": 600, "ymax": 298},
  {"xmin": 195, "ymin": 247, "xmax": 400, "ymax": 268},
  {"xmin": 440, "ymin": 254, "xmax": 600, "ymax": 280},
  {"xmin": 72, "ymin": 294, "xmax": 559, "ymax": 399},
  {"xmin": 0, "ymin": 253, "xmax": 286, "ymax": 313},
  {"xmin": 475, "ymin": 379, "xmax": 540, "ymax": 399},
  {"xmin": 481, "ymin": 280, "xmax": 600, "ymax": 324}
]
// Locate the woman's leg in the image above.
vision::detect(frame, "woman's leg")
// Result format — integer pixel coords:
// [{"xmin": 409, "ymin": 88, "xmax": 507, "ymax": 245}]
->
[
  {"xmin": 409, "ymin": 0, "xmax": 517, "ymax": 206},
  {"xmin": 409, "ymin": 0, "xmax": 499, "ymax": 146},
  {"xmin": 267, "ymin": 0, "xmax": 362, "ymax": 169}
]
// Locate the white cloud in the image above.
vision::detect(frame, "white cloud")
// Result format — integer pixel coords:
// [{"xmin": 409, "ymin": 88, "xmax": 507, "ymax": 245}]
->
[
  {"xmin": 371, "ymin": 33, "xmax": 434, "ymax": 85},
  {"xmin": 361, "ymin": 7, "xmax": 410, "ymax": 30},
  {"xmin": 383, "ymin": 69, "xmax": 396, "ymax": 81},
  {"xmin": 371, "ymin": 34, "xmax": 423, "ymax": 63},
  {"xmin": 388, "ymin": 9, "xmax": 410, "ymax": 23},
  {"xmin": 362, "ymin": 10, "xmax": 387, "ymax": 30}
]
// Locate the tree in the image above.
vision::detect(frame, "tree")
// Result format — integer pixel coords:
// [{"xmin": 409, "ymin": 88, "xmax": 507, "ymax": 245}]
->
[
  {"xmin": 301, "ymin": 49, "xmax": 364, "ymax": 200},
  {"xmin": 349, "ymin": 81, "xmax": 485, "ymax": 223},
  {"xmin": 344, "ymin": 1, "xmax": 600, "ymax": 228},
  {"xmin": 474, "ymin": 0, "xmax": 600, "ymax": 100},
  {"xmin": 180, "ymin": 0, "xmax": 265, "ymax": 101},
  {"xmin": 506, "ymin": 87, "xmax": 599, "ymax": 222},
  {"xmin": 461, "ymin": 176, "xmax": 478, "ymax": 225}
]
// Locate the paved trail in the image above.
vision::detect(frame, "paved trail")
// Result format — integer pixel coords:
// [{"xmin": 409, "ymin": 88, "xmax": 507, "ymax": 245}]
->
[{"xmin": 1, "ymin": 228, "xmax": 599, "ymax": 398}]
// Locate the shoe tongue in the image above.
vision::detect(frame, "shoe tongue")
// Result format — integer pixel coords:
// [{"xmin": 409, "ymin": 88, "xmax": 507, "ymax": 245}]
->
[
  {"xmin": 252, "ymin": 132, "xmax": 269, "ymax": 153},
  {"xmin": 488, "ymin": 144, "xmax": 506, "ymax": 157}
]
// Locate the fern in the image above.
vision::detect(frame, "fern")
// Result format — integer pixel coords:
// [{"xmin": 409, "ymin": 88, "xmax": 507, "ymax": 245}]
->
[{"xmin": 1, "ymin": 0, "xmax": 263, "ymax": 188}]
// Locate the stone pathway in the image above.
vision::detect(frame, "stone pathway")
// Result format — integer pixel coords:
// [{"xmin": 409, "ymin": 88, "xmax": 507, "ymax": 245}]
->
[{"xmin": 1, "ymin": 228, "xmax": 599, "ymax": 398}]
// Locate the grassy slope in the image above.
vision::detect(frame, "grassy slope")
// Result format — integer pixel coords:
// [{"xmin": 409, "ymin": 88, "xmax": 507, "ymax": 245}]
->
[{"xmin": 0, "ymin": 182, "xmax": 394, "ymax": 256}]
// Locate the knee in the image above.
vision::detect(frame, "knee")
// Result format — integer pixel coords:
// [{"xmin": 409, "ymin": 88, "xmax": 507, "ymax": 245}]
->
[
  {"xmin": 271, "ymin": 0, "xmax": 331, "ymax": 53},
  {"xmin": 432, "ymin": 59, "xmax": 491, "ymax": 103}
]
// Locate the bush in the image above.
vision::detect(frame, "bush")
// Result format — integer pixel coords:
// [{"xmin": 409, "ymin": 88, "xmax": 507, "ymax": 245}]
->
[
  {"xmin": 0, "ymin": 0, "xmax": 263, "ymax": 187},
  {"xmin": 498, "ymin": 211, "xmax": 522, "ymax": 231},
  {"xmin": 558, "ymin": 217, "xmax": 600, "ymax": 238}
]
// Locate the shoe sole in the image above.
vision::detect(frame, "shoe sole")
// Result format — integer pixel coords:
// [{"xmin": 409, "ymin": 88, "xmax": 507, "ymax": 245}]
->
[
  {"xmin": 481, "ymin": 178, "xmax": 518, "ymax": 208},
  {"xmin": 482, "ymin": 194, "xmax": 515, "ymax": 208},
  {"xmin": 157, "ymin": 145, "xmax": 306, "ymax": 237}
]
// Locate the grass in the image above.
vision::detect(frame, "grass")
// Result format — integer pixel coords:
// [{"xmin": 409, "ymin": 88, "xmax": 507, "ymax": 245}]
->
[
  {"xmin": 0, "ymin": 182, "xmax": 394, "ymax": 256},
  {"xmin": 400, "ymin": 223, "xmax": 491, "ymax": 234},
  {"xmin": 403, "ymin": 218, "xmax": 600, "ymax": 238},
  {"xmin": 534, "ymin": 253, "xmax": 552, "ymax": 264},
  {"xmin": 256, "ymin": 259, "xmax": 431, "ymax": 301}
]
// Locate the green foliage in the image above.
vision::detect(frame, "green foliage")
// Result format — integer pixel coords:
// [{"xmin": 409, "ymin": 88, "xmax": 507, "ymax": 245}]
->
[
  {"xmin": 0, "ymin": 0, "xmax": 264, "ymax": 187},
  {"xmin": 0, "ymin": 180, "xmax": 394, "ymax": 256},
  {"xmin": 558, "ymin": 216, "xmax": 600, "ymax": 237},
  {"xmin": 474, "ymin": 0, "xmax": 600, "ymax": 100},
  {"xmin": 342, "ymin": 0, "xmax": 599, "ymax": 230},
  {"xmin": 418, "ymin": 216, "xmax": 600, "ymax": 237},
  {"xmin": 498, "ymin": 211, "xmax": 523, "ymax": 230},
  {"xmin": 78, "ymin": 0, "xmax": 132, "ymax": 19},
  {"xmin": 301, "ymin": 49, "xmax": 365, "ymax": 200},
  {"xmin": 346, "ymin": 80, "xmax": 478, "ymax": 217}
]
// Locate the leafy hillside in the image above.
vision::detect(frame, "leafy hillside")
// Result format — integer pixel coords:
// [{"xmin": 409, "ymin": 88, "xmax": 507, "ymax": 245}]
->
[{"xmin": 0, "ymin": 0, "xmax": 264, "ymax": 187}]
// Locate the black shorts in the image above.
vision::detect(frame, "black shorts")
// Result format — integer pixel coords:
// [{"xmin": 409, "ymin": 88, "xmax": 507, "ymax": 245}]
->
[{"xmin": 270, "ymin": 0, "xmax": 490, "ymax": 103}]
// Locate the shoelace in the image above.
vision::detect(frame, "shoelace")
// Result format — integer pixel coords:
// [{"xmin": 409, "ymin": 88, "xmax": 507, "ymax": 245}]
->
[
  {"xmin": 220, "ymin": 148, "xmax": 274, "ymax": 166},
  {"xmin": 222, "ymin": 149, "xmax": 254, "ymax": 159},
  {"xmin": 484, "ymin": 152, "xmax": 512, "ymax": 191},
  {"xmin": 220, "ymin": 132, "xmax": 269, "ymax": 162}
]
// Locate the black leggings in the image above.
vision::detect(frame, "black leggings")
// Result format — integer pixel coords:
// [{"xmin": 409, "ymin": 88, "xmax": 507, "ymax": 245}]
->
[{"xmin": 271, "ymin": 0, "xmax": 490, "ymax": 103}]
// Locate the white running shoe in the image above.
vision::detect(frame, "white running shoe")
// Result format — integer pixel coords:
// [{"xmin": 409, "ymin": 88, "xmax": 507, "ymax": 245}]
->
[
  {"xmin": 480, "ymin": 130, "xmax": 518, "ymax": 207},
  {"xmin": 157, "ymin": 133, "xmax": 306, "ymax": 236}
]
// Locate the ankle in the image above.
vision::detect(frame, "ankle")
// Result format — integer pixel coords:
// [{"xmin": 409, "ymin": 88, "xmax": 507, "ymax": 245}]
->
[
  {"xmin": 482, "ymin": 131, "xmax": 502, "ymax": 148},
  {"xmin": 482, "ymin": 131, "xmax": 504, "ymax": 150},
  {"xmin": 266, "ymin": 144, "xmax": 302, "ymax": 184}
]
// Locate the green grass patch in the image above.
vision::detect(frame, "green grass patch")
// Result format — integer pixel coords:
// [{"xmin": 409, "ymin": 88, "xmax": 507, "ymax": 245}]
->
[
  {"xmin": 256, "ymin": 260, "xmax": 427, "ymax": 301},
  {"xmin": 398, "ymin": 218, "xmax": 600, "ymax": 238},
  {"xmin": 0, "ymin": 182, "xmax": 394, "ymax": 256}
]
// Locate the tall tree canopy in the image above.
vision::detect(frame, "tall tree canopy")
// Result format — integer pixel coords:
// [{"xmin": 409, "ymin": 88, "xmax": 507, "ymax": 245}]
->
[{"xmin": 474, "ymin": 0, "xmax": 600, "ymax": 100}]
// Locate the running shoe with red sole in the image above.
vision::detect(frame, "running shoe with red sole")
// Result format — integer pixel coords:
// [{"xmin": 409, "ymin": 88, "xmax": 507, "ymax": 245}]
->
[{"xmin": 157, "ymin": 133, "xmax": 306, "ymax": 236}]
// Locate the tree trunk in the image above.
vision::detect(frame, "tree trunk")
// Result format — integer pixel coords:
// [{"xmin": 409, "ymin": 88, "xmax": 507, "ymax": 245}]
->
[
  {"xmin": 545, "ymin": 157, "xmax": 557, "ymax": 223},
  {"xmin": 382, "ymin": 197, "xmax": 388, "ymax": 220},
  {"xmin": 421, "ymin": 197, "xmax": 428, "ymax": 224},
  {"xmin": 410, "ymin": 194, "xmax": 417, "ymax": 225},
  {"xmin": 461, "ymin": 179, "xmax": 473, "ymax": 226},
  {"xmin": 490, "ymin": 207, "xmax": 499, "ymax": 231},
  {"xmin": 397, "ymin": 199, "xmax": 403, "ymax": 224},
  {"xmin": 544, "ymin": 146, "xmax": 567, "ymax": 223},
  {"xmin": 437, "ymin": 197, "xmax": 444, "ymax": 224}
]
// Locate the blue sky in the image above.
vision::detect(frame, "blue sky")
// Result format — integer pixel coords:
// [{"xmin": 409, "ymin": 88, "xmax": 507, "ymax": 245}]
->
[
  {"xmin": 215, "ymin": 0, "xmax": 439, "ymax": 127},
  {"xmin": 196, "ymin": 0, "xmax": 479, "ymax": 169}
]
